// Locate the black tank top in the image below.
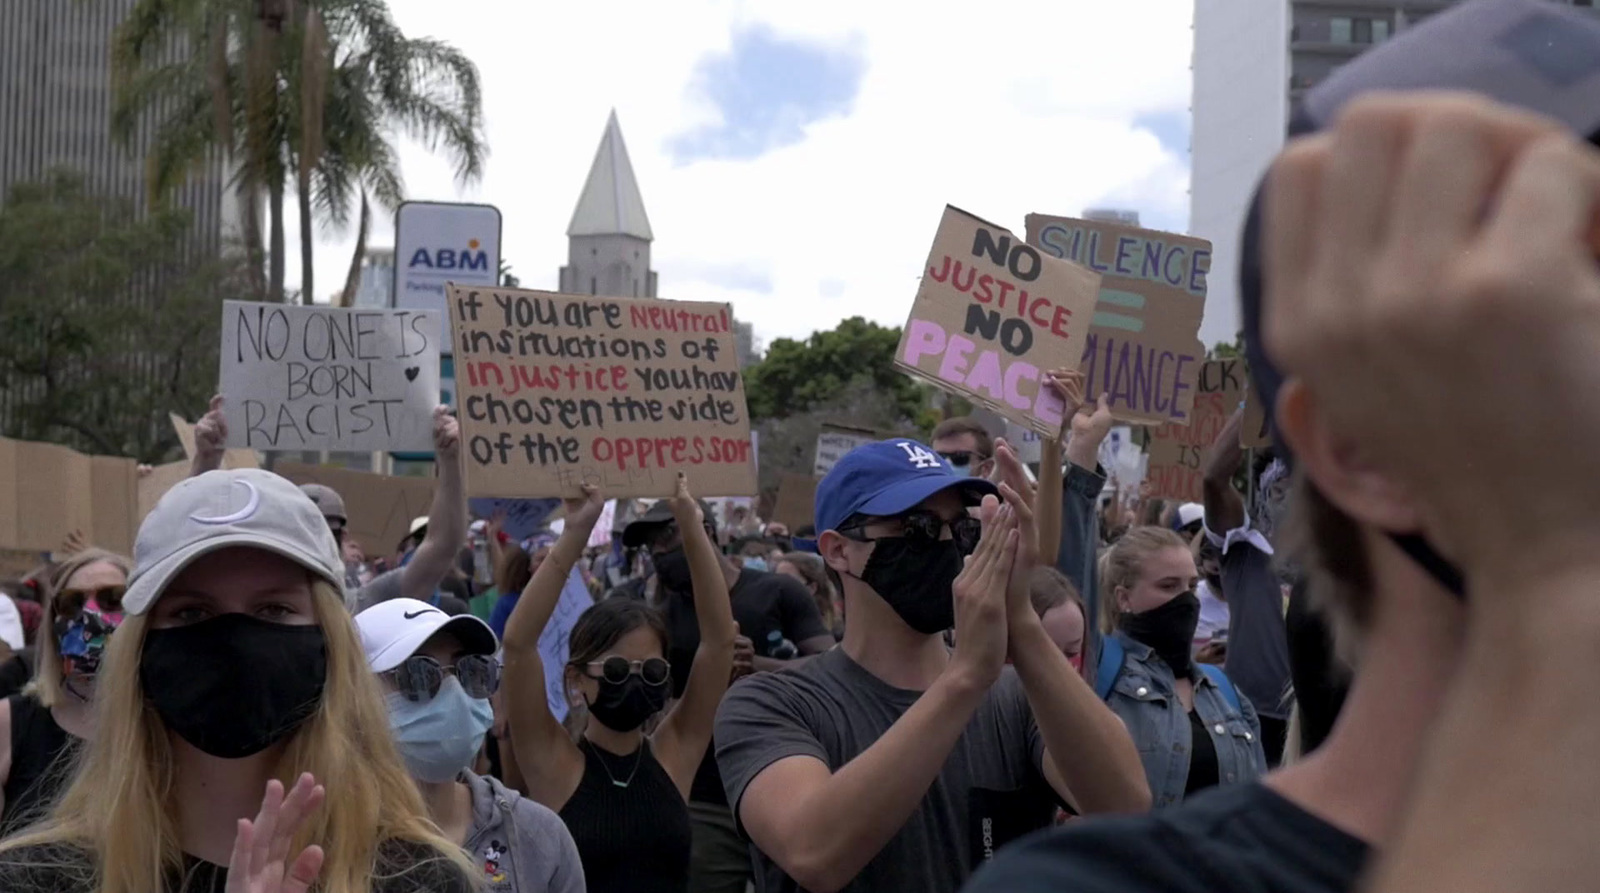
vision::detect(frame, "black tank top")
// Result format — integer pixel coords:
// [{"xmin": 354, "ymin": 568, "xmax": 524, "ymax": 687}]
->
[
  {"xmin": 3, "ymin": 694, "xmax": 75, "ymax": 835},
  {"xmin": 558, "ymin": 738, "xmax": 691, "ymax": 893}
]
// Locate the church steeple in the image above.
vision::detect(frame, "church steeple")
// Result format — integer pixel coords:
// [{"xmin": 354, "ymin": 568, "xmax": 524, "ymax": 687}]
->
[
  {"xmin": 567, "ymin": 110, "xmax": 653, "ymax": 241},
  {"xmin": 560, "ymin": 111, "xmax": 657, "ymax": 298}
]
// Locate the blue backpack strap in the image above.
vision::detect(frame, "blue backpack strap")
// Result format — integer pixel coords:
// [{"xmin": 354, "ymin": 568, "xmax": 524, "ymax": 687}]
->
[
  {"xmin": 1094, "ymin": 635, "xmax": 1124, "ymax": 701},
  {"xmin": 1198, "ymin": 664, "xmax": 1241, "ymax": 713}
]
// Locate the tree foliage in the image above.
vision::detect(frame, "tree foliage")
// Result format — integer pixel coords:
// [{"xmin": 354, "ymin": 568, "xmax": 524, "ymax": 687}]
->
[
  {"xmin": 0, "ymin": 171, "xmax": 247, "ymax": 462},
  {"xmin": 743, "ymin": 317, "xmax": 930, "ymax": 425}
]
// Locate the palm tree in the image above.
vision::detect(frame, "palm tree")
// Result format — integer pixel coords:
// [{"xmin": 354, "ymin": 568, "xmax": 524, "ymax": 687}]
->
[{"xmin": 111, "ymin": 0, "xmax": 486, "ymax": 304}]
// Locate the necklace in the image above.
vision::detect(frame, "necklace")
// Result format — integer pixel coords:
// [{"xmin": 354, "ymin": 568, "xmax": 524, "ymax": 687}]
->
[{"xmin": 585, "ymin": 737, "xmax": 645, "ymax": 789}]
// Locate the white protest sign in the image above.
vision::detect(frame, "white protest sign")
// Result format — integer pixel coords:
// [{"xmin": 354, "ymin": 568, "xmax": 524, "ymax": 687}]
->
[
  {"xmin": 539, "ymin": 566, "xmax": 594, "ymax": 722},
  {"xmin": 220, "ymin": 301, "xmax": 441, "ymax": 452},
  {"xmin": 814, "ymin": 424, "xmax": 877, "ymax": 477}
]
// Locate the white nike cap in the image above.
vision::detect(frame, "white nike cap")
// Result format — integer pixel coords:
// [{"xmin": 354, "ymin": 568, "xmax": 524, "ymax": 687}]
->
[
  {"xmin": 354, "ymin": 598, "xmax": 498, "ymax": 673},
  {"xmin": 124, "ymin": 469, "xmax": 345, "ymax": 616},
  {"xmin": 0, "ymin": 596, "xmax": 24, "ymax": 651}
]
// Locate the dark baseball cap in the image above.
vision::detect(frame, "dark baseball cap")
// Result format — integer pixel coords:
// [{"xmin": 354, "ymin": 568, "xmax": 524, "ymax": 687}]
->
[
  {"xmin": 1239, "ymin": 0, "xmax": 1600, "ymax": 595},
  {"xmin": 620, "ymin": 498, "xmax": 718, "ymax": 548}
]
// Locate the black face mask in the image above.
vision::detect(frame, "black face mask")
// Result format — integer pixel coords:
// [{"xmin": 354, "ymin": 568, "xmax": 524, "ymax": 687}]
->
[
  {"xmin": 653, "ymin": 548, "xmax": 693, "ymax": 593},
  {"xmin": 853, "ymin": 536, "xmax": 962, "ymax": 635},
  {"xmin": 141, "ymin": 613, "xmax": 327, "ymax": 759},
  {"xmin": 1120, "ymin": 591, "xmax": 1200, "ymax": 680},
  {"xmin": 586, "ymin": 675, "xmax": 668, "ymax": 733}
]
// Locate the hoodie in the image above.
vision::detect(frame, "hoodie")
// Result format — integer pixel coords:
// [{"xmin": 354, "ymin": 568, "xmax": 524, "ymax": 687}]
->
[{"xmin": 462, "ymin": 772, "xmax": 586, "ymax": 893}]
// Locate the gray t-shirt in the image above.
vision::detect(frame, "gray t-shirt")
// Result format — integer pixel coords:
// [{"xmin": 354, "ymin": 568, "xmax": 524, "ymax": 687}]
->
[
  {"xmin": 714, "ymin": 648, "xmax": 1058, "ymax": 893},
  {"xmin": 352, "ymin": 568, "xmax": 404, "ymax": 613}
]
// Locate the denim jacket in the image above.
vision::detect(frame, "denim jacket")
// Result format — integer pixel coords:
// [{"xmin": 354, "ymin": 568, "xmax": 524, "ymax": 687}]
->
[{"xmin": 1103, "ymin": 631, "xmax": 1269, "ymax": 808}]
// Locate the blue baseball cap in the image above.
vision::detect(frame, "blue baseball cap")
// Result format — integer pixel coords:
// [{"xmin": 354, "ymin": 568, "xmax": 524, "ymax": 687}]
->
[{"xmin": 799, "ymin": 439, "xmax": 998, "ymax": 551}]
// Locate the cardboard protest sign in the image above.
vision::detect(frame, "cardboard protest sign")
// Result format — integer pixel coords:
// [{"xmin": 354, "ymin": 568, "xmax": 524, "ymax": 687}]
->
[
  {"xmin": 896, "ymin": 206, "xmax": 1102, "ymax": 436},
  {"xmin": 1145, "ymin": 359, "xmax": 1247, "ymax": 501},
  {"xmin": 813, "ymin": 424, "xmax": 877, "ymax": 477},
  {"xmin": 467, "ymin": 498, "xmax": 563, "ymax": 542},
  {"xmin": 220, "ymin": 301, "xmax": 441, "ymax": 452},
  {"xmin": 445, "ymin": 284, "xmax": 758, "ymax": 499},
  {"xmin": 0, "ymin": 438, "xmax": 139, "ymax": 556},
  {"xmin": 138, "ymin": 461, "xmax": 190, "ymax": 523},
  {"xmin": 170, "ymin": 413, "xmax": 259, "ymax": 470},
  {"xmin": 772, "ymin": 474, "xmax": 820, "ymax": 532},
  {"xmin": 0, "ymin": 550, "xmax": 45, "ymax": 580},
  {"xmin": 1241, "ymin": 382, "xmax": 1273, "ymax": 449},
  {"xmin": 1025, "ymin": 214, "xmax": 1211, "ymax": 426},
  {"xmin": 275, "ymin": 463, "xmax": 436, "ymax": 555}
]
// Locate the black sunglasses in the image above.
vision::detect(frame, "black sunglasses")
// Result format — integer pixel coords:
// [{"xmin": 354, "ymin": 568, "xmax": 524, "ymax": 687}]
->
[
  {"xmin": 840, "ymin": 511, "xmax": 983, "ymax": 556},
  {"xmin": 936, "ymin": 450, "xmax": 989, "ymax": 469},
  {"xmin": 585, "ymin": 656, "xmax": 671, "ymax": 687},
  {"xmin": 387, "ymin": 653, "xmax": 499, "ymax": 702}
]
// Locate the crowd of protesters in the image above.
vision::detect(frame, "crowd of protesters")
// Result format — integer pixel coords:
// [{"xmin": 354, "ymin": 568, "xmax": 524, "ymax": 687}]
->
[{"xmin": 0, "ymin": 2, "xmax": 1593, "ymax": 890}]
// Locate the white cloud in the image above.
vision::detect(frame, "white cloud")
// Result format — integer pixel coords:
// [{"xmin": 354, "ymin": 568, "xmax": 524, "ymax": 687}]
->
[{"xmin": 287, "ymin": 0, "xmax": 1195, "ymax": 352}]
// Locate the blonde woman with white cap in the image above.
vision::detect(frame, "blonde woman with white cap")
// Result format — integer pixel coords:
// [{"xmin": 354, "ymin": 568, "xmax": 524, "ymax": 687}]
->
[
  {"xmin": 356, "ymin": 597, "xmax": 585, "ymax": 893},
  {"xmin": 0, "ymin": 469, "xmax": 474, "ymax": 893}
]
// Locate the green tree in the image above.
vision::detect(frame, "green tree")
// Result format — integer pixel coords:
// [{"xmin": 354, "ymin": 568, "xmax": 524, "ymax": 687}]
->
[
  {"xmin": 1209, "ymin": 334, "xmax": 1245, "ymax": 360},
  {"xmin": 743, "ymin": 317, "xmax": 930, "ymax": 424},
  {"xmin": 0, "ymin": 171, "xmax": 249, "ymax": 462},
  {"xmin": 112, "ymin": 0, "xmax": 485, "ymax": 304}
]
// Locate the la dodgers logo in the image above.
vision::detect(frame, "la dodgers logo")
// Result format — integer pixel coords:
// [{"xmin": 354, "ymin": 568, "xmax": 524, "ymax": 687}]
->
[{"xmin": 897, "ymin": 442, "xmax": 943, "ymax": 469}]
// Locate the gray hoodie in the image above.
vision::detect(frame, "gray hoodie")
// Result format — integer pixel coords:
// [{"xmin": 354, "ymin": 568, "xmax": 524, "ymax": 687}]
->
[{"xmin": 462, "ymin": 772, "xmax": 586, "ymax": 893}]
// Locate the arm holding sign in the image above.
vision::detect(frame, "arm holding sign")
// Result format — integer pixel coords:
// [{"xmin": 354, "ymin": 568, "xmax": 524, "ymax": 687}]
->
[
  {"xmin": 1201, "ymin": 408, "xmax": 1248, "ymax": 535},
  {"xmin": 502, "ymin": 489, "xmax": 598, "ymax": 811},
  {"xmin": 398, "ymin": 407, "xmax": 468, "ymax": 605},
  {"xmin": 1034, "ymin": 369, "xmax": 1077, "ymax": 569},
  {"xmin": 654, "ymin": 474, "xmax": 736, "ymax": 800},
  {"xmin": 190, "ymin": 395, "xmax": 227, "ymax": 477}
]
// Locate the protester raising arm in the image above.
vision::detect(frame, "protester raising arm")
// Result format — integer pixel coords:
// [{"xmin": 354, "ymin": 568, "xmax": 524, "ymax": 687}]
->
[
  {"xmin": 396, "ymin": 408, "xmax": 467, "ymax": 605},
  {"xmin": 648, "ymin": 478, "xmax": 736, "ymax": 800},
  {"xmin": 1034, "ymin": 372, "xmax": 1071, "ymax": 570},
  {"xmin": 1200, "ymin": 408, "xmax": 1248, "ymax": 534},
  {"xmin": 190, "ymin": 395, "xmax": 227, "ymax": 477},
  {"xmin": 500, "ymin": 489, "xmax": 598, "ymax": 810},
  {"xmin": 1045, "ymin": 370, "xmax": 1114, "ymax": 672},
  {"xmin": 993, "ymin": 443, "xmax": 1150, "ymax": 815},
  {"xmin": 726, "ymin": 502, "xmax": 1018, "ymax": 893}
]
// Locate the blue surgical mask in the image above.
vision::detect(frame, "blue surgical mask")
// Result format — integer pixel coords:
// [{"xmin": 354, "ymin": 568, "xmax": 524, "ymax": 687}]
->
[
  {"xmin": 744, "ymin": 557, "xmax": 769, "ymax": 572},
  {"xmin": 946, "ymin": 463, "xmax": 972, "ymax": 478},
  {"xmin": 385, "ymin": 676, "xmax": 494, "ymax": 783}
]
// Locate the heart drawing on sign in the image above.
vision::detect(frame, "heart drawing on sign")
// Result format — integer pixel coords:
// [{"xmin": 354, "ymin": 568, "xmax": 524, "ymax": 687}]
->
[{"xmin": 404, "ymin": 367, "xmax": 420, "ymax": 382}]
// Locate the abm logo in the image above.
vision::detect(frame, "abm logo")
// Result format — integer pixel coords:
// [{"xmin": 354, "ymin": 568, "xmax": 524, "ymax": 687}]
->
[{"xmin": 409, "ymin": 238, "xmax": 490, "ymax": 272}]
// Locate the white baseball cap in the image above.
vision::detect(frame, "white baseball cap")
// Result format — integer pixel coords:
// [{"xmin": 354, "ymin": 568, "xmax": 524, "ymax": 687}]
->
[
  {"xmin": 0, "ymin": 597, "xmax": 24, "ymax": 651},
  {"xmin": 124, "ymin": 469, "xmax": 345, "ymax": 616},
  {"xmin": 1177, "ymin": 503, "xmax": 1205, "ymax": 529},
  {"xmin": 354, "ymin": 598, "xmax": 498, "ymax": 673}
]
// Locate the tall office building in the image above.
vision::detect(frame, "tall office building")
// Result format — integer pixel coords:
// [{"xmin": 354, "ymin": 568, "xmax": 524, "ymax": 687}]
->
[
  {"xmin": 1190, "ymin": 0, "xmax": 1597, "ymax": 345},
  {"xmin": 1, "ymin": 0, "xmax": 237, "ymax": 445}
]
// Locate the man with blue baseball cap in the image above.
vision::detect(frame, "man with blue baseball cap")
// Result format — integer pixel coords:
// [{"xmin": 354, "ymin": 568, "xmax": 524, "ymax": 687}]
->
[
  {"xmin": 967, "ymin": 2, "xmax": 1600, "ymax": 893},
  {"xmin": 714, "ymin": 436, "xmax": 1147, "ymax": 893}
]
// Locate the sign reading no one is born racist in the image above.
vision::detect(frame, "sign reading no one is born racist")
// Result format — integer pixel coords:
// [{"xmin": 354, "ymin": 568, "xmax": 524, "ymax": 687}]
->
[
  {"xmin": 220, "ymin": 301, "xmax": 441, "ymax": 452},
  {"xmin": 1025, "ymin": 214, "xmax": 1211, "ymax": 427},
  {"xmin": 445, "ymin": 284, "xmax": 758, "ymax": 500},
  {"xmin": 895, "ymin": 206, "xmax": 1103, "ymax": 436}
]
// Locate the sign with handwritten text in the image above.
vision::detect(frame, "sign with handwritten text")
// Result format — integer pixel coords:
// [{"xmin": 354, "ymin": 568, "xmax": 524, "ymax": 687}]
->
[
  {"xmin": 1145, "ymin": 359, "xmax": 1247, "ymax": 501},
  {"xmin": 446, "ymin": 285, "xmax": 758, "ymax": 499},
  {"xmin": 895, "ymin": 205, "xmax": 1102, "ymax": 436},
  {"xmin": 1025, "ymin": 214, "xmax": 1210, "ymax": 426},
  {"xmin": 813, "ymin": 424, "xmax": 878, "ymax": 477},
  {"xmin": 220, "ymin": 301, "xmax": 440, "ymax": 452}
]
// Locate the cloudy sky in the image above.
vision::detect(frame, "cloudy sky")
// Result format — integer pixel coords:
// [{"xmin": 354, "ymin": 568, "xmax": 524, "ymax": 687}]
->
[{"xmin": 285, "ymin": 0, "xmax": 1209, "ymax": 352}]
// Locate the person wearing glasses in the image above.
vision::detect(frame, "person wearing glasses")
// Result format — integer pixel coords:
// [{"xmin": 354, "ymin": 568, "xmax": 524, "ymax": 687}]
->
[
  {"xmin": 613, "ymin": 485, "xmax": 833, "ymax": 893},
  {"xmin": 715, "ymin": 439, "xmax": 1148, "ymax": 893},
  {"xmin": 356, "ymin": 598, "xmax": 585, "ymax": 893},
  {"xmin": 930, "ymin": 417, "xmax": 996, "ymax": 480},
  {"xmin": 502, "ymin": 474, "xmax": 735, "ymax": 893},
  {"xmin": 0, "ymin": 548, "xmax": 129, "ymax": 835}
]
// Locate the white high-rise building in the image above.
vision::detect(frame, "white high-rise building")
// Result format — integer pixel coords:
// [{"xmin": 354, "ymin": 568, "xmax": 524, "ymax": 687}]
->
[{"xmin": 1188, "ymin": 0, "xmax": 1290, "ymax": 348}]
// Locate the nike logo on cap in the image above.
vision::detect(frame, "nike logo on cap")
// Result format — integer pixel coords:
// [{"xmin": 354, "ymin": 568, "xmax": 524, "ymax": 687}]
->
[{"xmin": 403, "ymin": 610, "xmax": 438, "ymax": 620}]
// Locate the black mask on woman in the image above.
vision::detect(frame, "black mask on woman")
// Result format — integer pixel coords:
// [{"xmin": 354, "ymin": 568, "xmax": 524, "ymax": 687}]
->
[
  {"xmin": 141, "ymin": 613, "xmax": 327, "ymax": 759},
  {"xmin": 587, "ymin": 675, "xmax": 668, "ymax": 732},
  {"xmin": 652, "ymin": 548, "xmax": 693, "ymax": 593},
  {"xmin": 853, "ymin": 536, "xmax": 962, "ymax": 635},
  {"xmin": 1119, "ymin": 591, "xmax": 1200, "ymax": 680}
]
